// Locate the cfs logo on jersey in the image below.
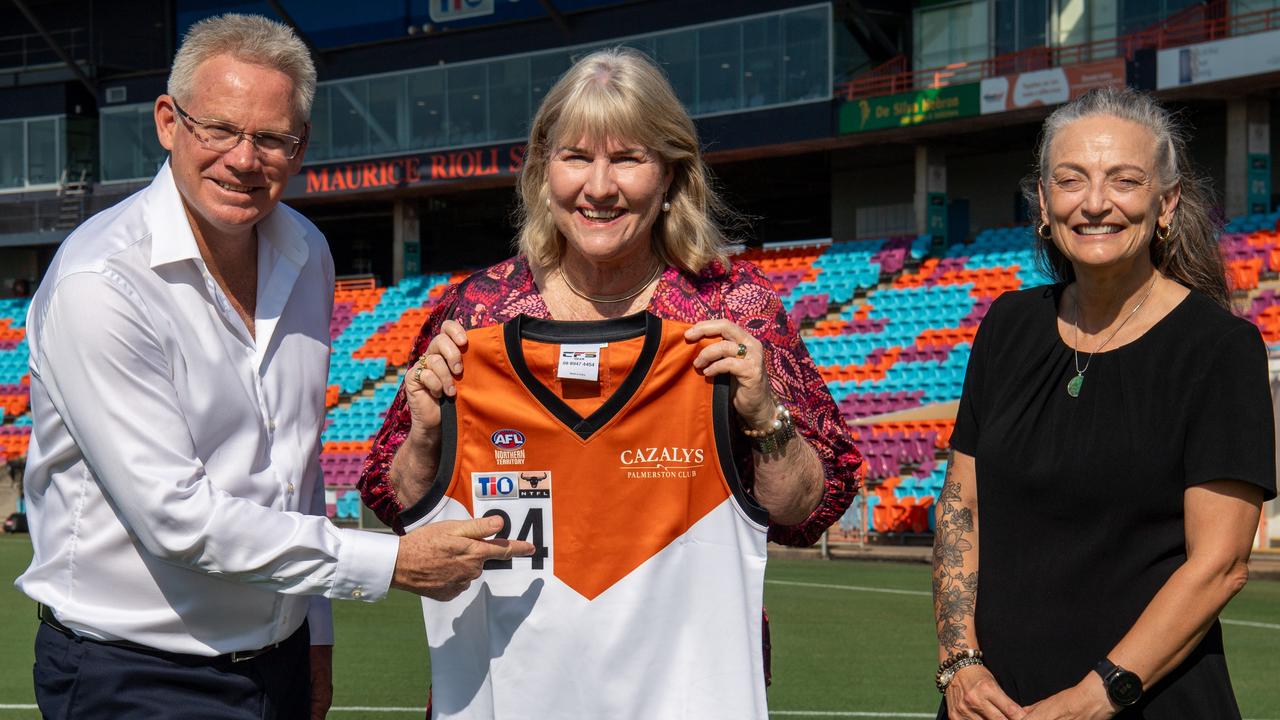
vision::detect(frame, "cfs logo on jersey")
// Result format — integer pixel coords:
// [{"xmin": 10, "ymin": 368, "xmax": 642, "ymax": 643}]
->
[
  {"xmin": 473, "ymin": 473, "xmax": 518, "ymax": 500},
  {"xmin": 491, "ymin": 429, "xmax": 526, "ymax": 465}
]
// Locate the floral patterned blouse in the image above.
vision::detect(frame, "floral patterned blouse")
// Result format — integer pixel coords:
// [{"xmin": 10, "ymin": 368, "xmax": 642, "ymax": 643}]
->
[{"xmin": 358, "ymin": 254, "xmax": 862, "ymax": 544}]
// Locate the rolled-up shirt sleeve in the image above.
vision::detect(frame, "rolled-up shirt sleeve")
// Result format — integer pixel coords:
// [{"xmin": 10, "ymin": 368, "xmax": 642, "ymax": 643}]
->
[{"xmin": 36, "ymin": 271, "xmax": 398, "ymax": 602}]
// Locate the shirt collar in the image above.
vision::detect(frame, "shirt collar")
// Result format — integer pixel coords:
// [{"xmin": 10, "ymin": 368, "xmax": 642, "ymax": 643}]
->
[{"xmin": 147, "ymin": 160, "xmax": 309, "ymax": 270}]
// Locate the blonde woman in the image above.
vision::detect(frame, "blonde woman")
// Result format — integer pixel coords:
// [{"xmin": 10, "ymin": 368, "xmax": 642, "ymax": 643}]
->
[{"xmin": 360, "ymin": 48, "xmax": 861, "ymax": 717}]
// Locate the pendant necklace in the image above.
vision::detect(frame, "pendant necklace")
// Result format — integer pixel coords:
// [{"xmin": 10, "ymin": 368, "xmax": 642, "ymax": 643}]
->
[{"xmin": 1068, "ymin": 275, "xmax": 1158, "ymax": 398}]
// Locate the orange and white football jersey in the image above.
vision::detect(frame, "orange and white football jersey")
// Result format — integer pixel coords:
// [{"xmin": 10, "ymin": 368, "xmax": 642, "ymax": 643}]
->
[{"xmin": 401, "ymin": 312, "xmax": 769, "ymax": 719}]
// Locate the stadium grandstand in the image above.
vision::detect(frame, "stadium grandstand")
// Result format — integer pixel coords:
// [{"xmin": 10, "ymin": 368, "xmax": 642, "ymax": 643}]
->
[{"xmin": 1, "ymin": 0, "xmax": 1279, "ymax": 560}]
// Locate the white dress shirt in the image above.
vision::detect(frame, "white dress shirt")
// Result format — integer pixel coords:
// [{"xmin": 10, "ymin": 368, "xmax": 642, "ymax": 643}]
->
[{"xmin": 16, "ymin": 162, "xmax": 399, "ymax": 656}]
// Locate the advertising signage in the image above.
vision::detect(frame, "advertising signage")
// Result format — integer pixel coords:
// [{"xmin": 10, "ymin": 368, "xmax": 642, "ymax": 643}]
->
[
  {"xmin": 839, "ymin": 84, "xmax": 980, "ymax": 134},
  {"xmin": 1157, "ymin": 28, "xmax": 1280, "ymax": 89},
  {"xmin": 980, "ymin": 58, "xmax": 1127, "ymax": 115},
  {"xmin": 290, "ymin": 142, "xmax": 526, "ymax": 198}
]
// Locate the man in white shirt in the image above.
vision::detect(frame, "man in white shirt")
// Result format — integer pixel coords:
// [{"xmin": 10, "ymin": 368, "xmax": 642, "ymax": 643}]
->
[{"xmin": 17, "ymin": 14, "xmax": 530, "ymax": 720}]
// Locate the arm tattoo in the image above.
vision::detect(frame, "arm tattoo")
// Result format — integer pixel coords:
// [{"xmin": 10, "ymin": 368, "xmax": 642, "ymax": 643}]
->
[{"xmin": 932, "ymin": 451, "xmax": 977, "ymax": 653}]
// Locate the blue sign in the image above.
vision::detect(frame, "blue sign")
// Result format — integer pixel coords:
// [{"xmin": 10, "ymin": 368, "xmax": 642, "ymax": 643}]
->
[{"xmin": 429, "ymin": 0, "xmax": 494, "ymax": 23}]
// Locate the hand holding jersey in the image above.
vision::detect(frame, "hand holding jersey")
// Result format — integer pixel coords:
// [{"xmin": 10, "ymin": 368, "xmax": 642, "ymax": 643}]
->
[
  {"xmin": 394, "ymin": 515, "xmax": 535, "ymax": 601},
  {"xmin": 402, "ymin": 315, "xmax": 822, "ymax": 524}
]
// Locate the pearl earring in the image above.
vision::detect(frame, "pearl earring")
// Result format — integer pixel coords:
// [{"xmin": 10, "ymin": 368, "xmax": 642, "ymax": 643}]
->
[
  {"xmin": 546, "ymin": 197, "xmax": 550, "ymax": 209},
  {"xmin": 661, "ymin": 200, "xmax": 671, "ymax": 212}
]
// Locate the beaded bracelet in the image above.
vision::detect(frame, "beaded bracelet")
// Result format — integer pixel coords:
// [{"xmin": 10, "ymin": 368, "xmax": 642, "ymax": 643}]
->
[
  {"xmin": 935, "ymin": 648, "xmax": 984, "ymax": 694},
  {"xmin": 739, "ymin": 403, "xmax": 795, "ymax": 454},
  {"xmin": 936, "ymin": 656, "xmax": 985, "ymax": 693}
]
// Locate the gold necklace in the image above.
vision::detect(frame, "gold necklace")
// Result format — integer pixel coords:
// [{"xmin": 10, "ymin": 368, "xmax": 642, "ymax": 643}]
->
[
  {"xmin": 559, "ymin": 262, "xmax": 663, "ymax": 304},
  {"xmin": 1067, "ymin": 275, "xmax": 1158, "ymax": 398}
]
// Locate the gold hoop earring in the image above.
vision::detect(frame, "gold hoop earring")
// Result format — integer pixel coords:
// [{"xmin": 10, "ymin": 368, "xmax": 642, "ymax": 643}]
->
[
  {"xmin": 1036, "ymin": 222, "xmax": 1052, "ymax": 240},
  {"xmin": 1156, "ymin": 224, "xmax": 1171, "ymax": 242}
]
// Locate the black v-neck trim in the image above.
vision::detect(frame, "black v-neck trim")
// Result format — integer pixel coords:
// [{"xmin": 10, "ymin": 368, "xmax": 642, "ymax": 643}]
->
[{"xmin": 505, "ymin": 312, "xmax": 662, "ymax": 440}]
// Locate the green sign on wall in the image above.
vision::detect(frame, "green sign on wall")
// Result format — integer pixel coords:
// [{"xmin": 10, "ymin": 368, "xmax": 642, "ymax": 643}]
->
[
  {"xmin": 839, "ymin": 84, "xmax": 980, "ymax": 134},
  {"xmin": 1248, "ymin": 153, "xmax": 1271, "ymax": 215}
]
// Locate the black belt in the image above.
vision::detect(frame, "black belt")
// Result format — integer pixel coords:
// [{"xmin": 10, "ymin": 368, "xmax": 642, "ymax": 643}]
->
[{"xmin": 37, "ymin": 604, "xmax": 283, "ymax": 663}]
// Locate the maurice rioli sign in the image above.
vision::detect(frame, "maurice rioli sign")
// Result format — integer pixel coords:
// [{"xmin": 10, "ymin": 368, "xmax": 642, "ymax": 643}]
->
[{"xmin": 289, "ymin": 142, "xmax": 527, "ymax": 198}]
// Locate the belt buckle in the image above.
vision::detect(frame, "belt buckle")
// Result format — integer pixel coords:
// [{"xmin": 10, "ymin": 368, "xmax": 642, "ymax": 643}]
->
[{"xmin": 230, "ymin": 642, "xmax": 277, "ymax": 663}]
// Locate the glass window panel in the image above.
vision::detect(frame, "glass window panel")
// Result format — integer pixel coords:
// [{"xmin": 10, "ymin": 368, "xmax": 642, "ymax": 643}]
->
[
  {"xmin": 619, "ymin": 37, "xmax": 656, "ymax": 60},
  {"xmin": 408, "ymin": 69, "xmax": 447, "ymax": 150},
  {"xmin": 0, "ymin": 121, "xmax": 23, "ymax": 189},
  {"xmin": 917, "ymin": 1, "xmax": 988, "ymax": 68},
  {"xmin": 741, "ymin": 16, "xmax": 783, "ymax": 108},
  {"xmin": 698, "ymin": 24, "xmax": 740, "ymax": 114},
  {"xmin": 308, "ymin": 85, "xmax": 332, "ymax": 162},
  {"xmin": 26, "ymin": 118, "xmax": 58, "ymax": 185},
  {"xmin": 654, "ymin": 31, "xmax": 697, "ymax": 111},
  {"xmin": 530, "ymin": 53, "xmax": 571, "ymax": 116},
  {"xmin": 916, "ymin": 7, "xmax": 950, "ymax": 68},
  {"xmin": 301, "ymin": 4, "xmax": 834, "ymax": 158},
  {"xmin": 488, "ymin": 57, "xmax": 529, "ymax": 142},
  {"xmin": 1020, "ymin": 1, "xmax": 1047, "ymax": 49},
  {"xmin": 414, "ymin": 69, "xmax": 450, "ymax": 149},
  {"xmin": 100, "ymin": 107, "xmax": 166, "ymax": 181},
  {"xmin": 953, "ymin": 1, "xmax": 989, "ymax": 63},
  {"xmin": 994, "ymin": 0, "xmax": 1016, "ymax": 54},
  {"xmin": 367, "ymin": 75, "xmax": 405, "ymax": 155},
  {"xmin": 446, "ymin": 64, "xmax": 486, "ymax": 146},
  {"xmin": 1234, "ymin": 0, "xmax": 1280, "ymax": 12},
  {"xmin": 330, "ymin": 80, "xmax": 371, "ymax": 161},
  {"xmin": 783, "ymin": 7, "xmax": 829, "ymax": 102}
]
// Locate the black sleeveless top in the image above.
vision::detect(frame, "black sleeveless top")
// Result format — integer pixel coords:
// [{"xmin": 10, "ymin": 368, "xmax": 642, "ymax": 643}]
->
[{"xmin": 943, "ymin": 285, "xmax": 1276, "ymax": 718}]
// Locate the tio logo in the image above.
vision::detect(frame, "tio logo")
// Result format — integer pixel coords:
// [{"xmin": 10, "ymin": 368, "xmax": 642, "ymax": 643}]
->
[{"xmin": 475, "ymin": 474, "xmax": 516, "ymax": 499}]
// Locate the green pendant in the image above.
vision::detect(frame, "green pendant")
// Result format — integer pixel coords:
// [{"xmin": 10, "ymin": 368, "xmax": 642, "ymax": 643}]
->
[{"xmin": 1067, "ymin": 374, "xmax": 1083, "ymax": 398}]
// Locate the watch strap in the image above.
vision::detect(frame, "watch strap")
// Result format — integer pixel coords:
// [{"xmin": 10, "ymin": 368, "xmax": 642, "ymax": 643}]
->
[{"xmin": 1094, "ymin": 657, "xmax": 1143, "ymax": 707}]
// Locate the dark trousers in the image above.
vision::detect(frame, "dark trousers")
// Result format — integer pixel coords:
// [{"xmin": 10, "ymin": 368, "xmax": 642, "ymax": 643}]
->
[{"xmin": 33, "ymin": 621, "xmax": 310, "ymax": 720}]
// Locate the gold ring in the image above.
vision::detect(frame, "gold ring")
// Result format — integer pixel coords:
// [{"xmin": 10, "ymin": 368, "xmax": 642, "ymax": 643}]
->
[
  {"xmin": 736, "ymin": 343, "xmax": 747, "ymax": 358},
  {"xmin": 414, "ymin": 367, "xmax": 423, "ymax": 384}
]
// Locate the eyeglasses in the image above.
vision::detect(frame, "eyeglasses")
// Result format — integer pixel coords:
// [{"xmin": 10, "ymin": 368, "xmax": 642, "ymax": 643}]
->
[{"xmin": 171, "ymin": 100, "xmax": 306, "ymax": 160}]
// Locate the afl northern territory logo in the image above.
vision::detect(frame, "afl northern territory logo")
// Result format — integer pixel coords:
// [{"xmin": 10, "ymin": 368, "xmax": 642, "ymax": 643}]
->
[{"xmin": 491, "ymin": 429, "xmax": 526, "ymax": 465}]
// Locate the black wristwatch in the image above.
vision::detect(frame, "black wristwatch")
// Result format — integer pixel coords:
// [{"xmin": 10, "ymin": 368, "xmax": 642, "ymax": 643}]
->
[{"xmin": 1094, "ymin": 658, "xmax": 1143, "ymax": 707}]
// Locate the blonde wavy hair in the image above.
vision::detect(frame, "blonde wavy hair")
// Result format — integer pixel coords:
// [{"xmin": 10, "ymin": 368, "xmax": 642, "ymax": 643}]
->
[{"xmin": 516, "ymin": 47, "xmax": 739, "ymax": 275}]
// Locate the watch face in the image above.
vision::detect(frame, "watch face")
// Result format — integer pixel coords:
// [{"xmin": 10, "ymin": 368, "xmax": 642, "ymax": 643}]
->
[{"xmin": 1109, "ymin": 670, "xmax": 1143, "ymax": 706}]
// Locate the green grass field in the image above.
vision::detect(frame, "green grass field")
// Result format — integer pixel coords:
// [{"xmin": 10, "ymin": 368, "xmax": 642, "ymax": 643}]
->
[{"xmin": 1, "ymin": 534, "xmax": 1276, "ymax": 718}]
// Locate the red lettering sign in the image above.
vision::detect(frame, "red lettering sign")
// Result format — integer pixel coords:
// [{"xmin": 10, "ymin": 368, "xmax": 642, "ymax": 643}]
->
[{"xmin": 305, "ymin": 169, "xmax": 329, "ymax": 194}]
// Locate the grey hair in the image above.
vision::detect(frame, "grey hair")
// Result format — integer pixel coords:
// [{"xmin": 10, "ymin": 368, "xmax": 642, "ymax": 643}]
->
[
  {"xmin": 1022, "ymin": 86, "xmax": 1229, "ymax": 308},
  {"xmin": 167, "ymin": 13, "xmax": 317, "ymax": 121}
]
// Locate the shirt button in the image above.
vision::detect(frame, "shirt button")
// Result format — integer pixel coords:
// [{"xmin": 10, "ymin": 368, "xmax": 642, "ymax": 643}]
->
[
  {"xmin": 287, "ymin": 482, "xmax": 295, "ymax": 493},
  {"xmin": 352, "ymin": 587, "xmax": 364, "ymax": 599},
  {"xmin": 268, "ymin": 420, "xmax": 278, "ymax": 431}
]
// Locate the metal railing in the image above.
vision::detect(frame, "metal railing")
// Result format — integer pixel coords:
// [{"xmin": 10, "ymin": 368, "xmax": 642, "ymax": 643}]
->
[
  {"xmin": 835, "ymin": 6, "xmax": 1280, "ymax": 101},
  {"xmin": 0, "ymin": 27, "xmax": 86, "ymax": 71}
]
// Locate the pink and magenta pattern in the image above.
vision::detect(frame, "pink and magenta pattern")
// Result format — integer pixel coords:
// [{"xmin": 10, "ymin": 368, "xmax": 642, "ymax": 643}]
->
[{"xmin": 358, "ymin": 255, "xmax": 863, "ymax": 545}]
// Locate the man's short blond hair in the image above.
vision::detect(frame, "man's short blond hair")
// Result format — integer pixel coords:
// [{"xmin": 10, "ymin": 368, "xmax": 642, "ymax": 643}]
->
[{"xmin": 167, "ymin": 13, "xmax": 316, "ymax": 121}]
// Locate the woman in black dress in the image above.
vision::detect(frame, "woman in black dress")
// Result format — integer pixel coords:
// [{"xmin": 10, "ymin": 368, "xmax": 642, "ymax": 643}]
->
[{"xmin": 933, "ymin": 87, "xmax": 1276, "ymax": 720}]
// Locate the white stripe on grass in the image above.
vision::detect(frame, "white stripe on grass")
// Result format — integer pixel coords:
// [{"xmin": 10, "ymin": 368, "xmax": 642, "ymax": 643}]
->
[
  {"xmin": 1222, "ymin": 618, "xmax": 1280, "ymax": 630},
  {"xmin": 767, "ymin": 581, "xmax": 1280, "ymax": 633},
  {"xmin": 766, "ymin": 579, "xmax": 930, "ymax": 596},
  {"xmin": 321, "ymin": 709, "xmax": 934, "ymax": 717}
]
